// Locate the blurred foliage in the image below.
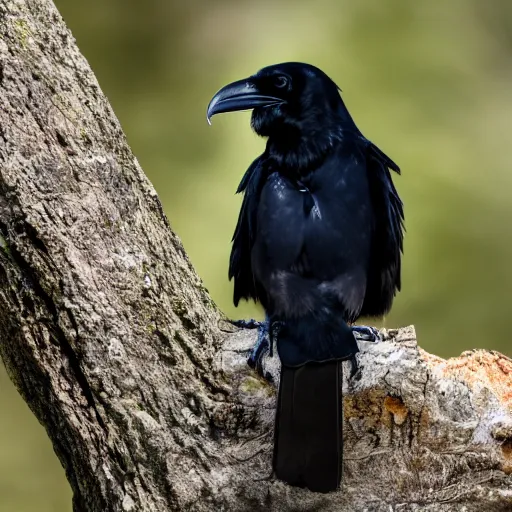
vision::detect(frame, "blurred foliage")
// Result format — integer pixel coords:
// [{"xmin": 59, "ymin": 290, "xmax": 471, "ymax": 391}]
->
[{"xmin": 1, "ymin": 0, "xmax": 511, "ymax": 510}]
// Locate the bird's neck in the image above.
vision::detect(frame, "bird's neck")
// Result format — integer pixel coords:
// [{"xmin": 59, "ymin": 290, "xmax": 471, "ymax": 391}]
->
[
  {"xmin": 265, "ymin": 131, "xmax": 336, "ymax": 173},
  {"xmin": 266, "ymin": 115, "xmax": 359, "ymax": 174}
]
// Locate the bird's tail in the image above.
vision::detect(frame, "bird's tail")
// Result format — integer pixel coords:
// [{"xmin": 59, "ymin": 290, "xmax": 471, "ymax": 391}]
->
[
  {"xmin": 272, "ymin": 313, "xmax": 357, "ymax": 493},
  {"xmin": 273, "ymin": 360, "xmax": 343, "ymax": 493}
]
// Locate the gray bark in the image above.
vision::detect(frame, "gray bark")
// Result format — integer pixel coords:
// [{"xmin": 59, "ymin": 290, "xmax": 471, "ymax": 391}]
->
[{"xmin": 0, "ymin": 0, "xmax": 511, "ymax": 511}]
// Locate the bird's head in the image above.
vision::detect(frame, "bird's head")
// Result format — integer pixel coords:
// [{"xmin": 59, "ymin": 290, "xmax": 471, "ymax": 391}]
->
[{"xmin": 207, "ymin": 62, "xmax": 358, "ymax": 169}]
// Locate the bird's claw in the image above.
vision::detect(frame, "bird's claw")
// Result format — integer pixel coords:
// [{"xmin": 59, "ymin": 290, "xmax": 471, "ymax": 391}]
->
[
  {"xmin": 230, "ymin": 318, "xmax": 262, "ymax": 329},
  {"xmin": 351, "ymin": 325, "xmax": 381, "ymax": 342},
  {"xmin": 247, "ymin": 322, "xmax": 270, "ymax": 371},
  {"xmin": 231, "ymin": 317, "xmax": 276, "ymax": 381},
  {"xmin": 349, "ymin": 354, "xmax": 360, "ymax": 380},
  {"xmin": 349, "ymin": 326, "xmax": 380, "ymax": 380}
]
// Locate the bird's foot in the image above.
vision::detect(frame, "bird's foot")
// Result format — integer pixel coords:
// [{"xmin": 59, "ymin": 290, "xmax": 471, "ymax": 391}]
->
[
  {"xmin": 231, "ymin": 318, "xmax": 262, "ymax": 330},
  {"xmin": 351, "ymin": 325, "xmax": 381, "ymax": 342},
  {"xmin": 349, "ymin": 354, "xmax": 359, "ymax": 379},
  {"xmin": 349, "ymin": 326, "xmax": 380, "ymax": 379},
  {"xmin": 231, "ymin": 317, "xmax": 276, "ymax": 381},
  {"xmin": 247, "ymin": 320, "xmax": 271, "ymax": 374}
]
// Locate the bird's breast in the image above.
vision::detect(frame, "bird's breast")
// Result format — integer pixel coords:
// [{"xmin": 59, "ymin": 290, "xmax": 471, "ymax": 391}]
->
[{"xmin": 296, "ymin": 180, "xmax": 321, "ymax": 220}]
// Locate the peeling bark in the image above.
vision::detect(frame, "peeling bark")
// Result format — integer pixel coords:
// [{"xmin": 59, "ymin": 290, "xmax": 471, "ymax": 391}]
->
[{"xmin": 0, "ymin": 1, "xmax": 511, "ymax": 511}]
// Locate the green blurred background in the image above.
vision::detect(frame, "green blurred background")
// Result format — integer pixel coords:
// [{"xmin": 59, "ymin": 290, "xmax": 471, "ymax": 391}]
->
[{"xmin": 1, "ymin": 0, "xmax": 511, "ymax": 510}]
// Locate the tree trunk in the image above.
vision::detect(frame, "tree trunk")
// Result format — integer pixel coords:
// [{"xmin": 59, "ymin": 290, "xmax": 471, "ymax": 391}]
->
[{"xmin": 0, "ymin": 0, "xmax": 511, "ymax": 510}]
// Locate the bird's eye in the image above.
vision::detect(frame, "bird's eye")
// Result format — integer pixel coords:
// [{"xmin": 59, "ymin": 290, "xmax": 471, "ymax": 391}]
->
[{"xmin": 274, "ymin": 75, "xmax": 289, "ymax": 89}]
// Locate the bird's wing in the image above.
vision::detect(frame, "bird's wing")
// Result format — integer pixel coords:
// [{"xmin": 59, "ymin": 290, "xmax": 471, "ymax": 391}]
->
[
  {"xmin": 360, "ymin": 141, "xmax": 404, "ymax": 317},
  {"xmin": 229, "ymin": 155, "xmax": 266, "ymax": 306},
  {"xmin": 300, "ymin": 145, "xmax": 374, "ymax": 322}
]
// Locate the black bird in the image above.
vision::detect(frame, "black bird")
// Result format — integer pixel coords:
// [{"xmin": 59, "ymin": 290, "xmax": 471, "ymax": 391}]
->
[{"xmin": 207, "ymin": 62, "xmax": 404, "ymax": 493}]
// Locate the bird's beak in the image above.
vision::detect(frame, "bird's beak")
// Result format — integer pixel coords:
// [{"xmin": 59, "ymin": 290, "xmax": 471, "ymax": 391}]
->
[{"xmin": 206, "ymin": 78, "xmax": 284, "ymax": 125}]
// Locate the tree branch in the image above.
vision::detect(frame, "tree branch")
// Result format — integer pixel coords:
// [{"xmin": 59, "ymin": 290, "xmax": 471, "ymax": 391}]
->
[{"xmin": 0, "ymin": 1, "xmax": 510, "ymax": 511}]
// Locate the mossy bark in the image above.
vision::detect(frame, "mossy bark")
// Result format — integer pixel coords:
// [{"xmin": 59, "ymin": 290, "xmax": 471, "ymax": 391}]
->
[{"xmin": 0, "ymin": 1, "xmax": 511, "ymax": 511}]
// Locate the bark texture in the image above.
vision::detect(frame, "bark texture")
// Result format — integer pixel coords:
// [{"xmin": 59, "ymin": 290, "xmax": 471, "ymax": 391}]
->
[{"xmin": 0, "ymin": 1, "xmax": 511, "ymax": 511}]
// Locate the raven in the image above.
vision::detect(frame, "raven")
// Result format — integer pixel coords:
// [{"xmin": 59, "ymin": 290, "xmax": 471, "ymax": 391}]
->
[{"xmin": 207, "ymin": 62, "xmax": 404, "ymax": 493}]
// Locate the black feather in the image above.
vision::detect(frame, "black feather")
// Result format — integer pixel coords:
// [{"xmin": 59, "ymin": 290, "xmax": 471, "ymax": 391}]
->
[
  {"xmin": 274, "ymin": 361, "xmax": 342, "ymax": 493},
  {"xmin": 229, "ymin": 156, "xmax": 266, "ymax": 306},
  {"xmin": 359, "ymin": 140, "xmax": 404, "ymax": 317}
]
